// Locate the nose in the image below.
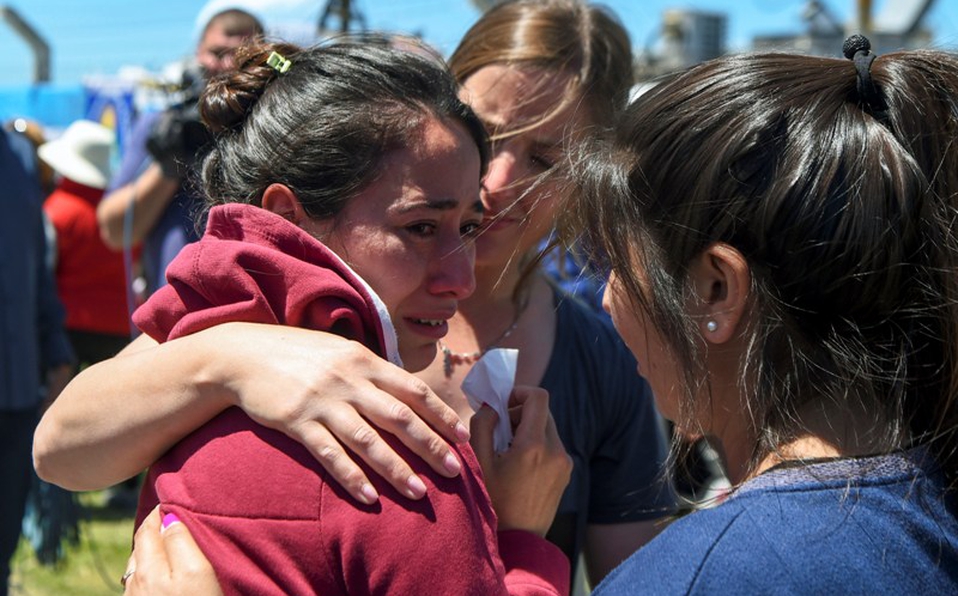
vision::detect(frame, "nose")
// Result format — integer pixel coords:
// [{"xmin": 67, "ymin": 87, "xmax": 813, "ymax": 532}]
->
[
  {"xmin": 482, "ymin": 149, "xmax": 523, "ymax": 206},
  {"xmin": 431, "ymin": 240, "xmax": 476, "ymax": 301}
]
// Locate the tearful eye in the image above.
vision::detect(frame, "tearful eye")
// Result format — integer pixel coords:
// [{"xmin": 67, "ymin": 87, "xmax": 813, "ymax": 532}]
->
[
  {"xmin": 407, "ymin": 223, "xmax": 436, "ymax": 236},
  {"xmin": 461, "ymin": 222, "xmax": 482, "ymax": 237}
]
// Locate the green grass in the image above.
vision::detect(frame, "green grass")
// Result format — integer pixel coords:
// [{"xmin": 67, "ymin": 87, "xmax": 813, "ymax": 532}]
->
[{"xmin": 9, "ymin": 491, "xmax": 135, "ymax": 596}]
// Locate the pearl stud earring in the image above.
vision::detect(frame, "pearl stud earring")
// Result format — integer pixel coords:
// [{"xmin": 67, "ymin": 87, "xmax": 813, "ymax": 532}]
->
[{"xmin": 706, "ymin": 320, "xmax": 718, "ymax": 332}]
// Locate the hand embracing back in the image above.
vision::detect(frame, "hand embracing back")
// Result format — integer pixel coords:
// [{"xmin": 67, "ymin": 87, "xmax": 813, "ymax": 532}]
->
[{"xmin": 213, "ymin": 323, "xmax": 470, "ymax": 503}]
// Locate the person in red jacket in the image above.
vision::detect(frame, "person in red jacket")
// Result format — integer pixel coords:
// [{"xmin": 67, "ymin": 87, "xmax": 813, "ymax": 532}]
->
[
  {"xmin": 119, "ymin": 38, "xmax": 572, "ymax": 595},
  {"xmin": 39, "ymin": 119, "xmax": 134, "ymax": 366}
]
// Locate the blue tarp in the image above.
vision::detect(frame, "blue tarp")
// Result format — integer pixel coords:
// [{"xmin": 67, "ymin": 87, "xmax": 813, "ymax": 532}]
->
[
  {"xmin": 0, "ymin": 81, "xmax": 139, "ymax": 155},
  {"xmin": 0, "ymin": 83, "xmax": 85, "ymax": 128}
]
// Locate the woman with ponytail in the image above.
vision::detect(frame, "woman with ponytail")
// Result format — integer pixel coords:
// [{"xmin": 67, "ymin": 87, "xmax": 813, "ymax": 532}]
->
[{"xmin": 568, "ymin": 37, "xmax": 958, "ymax": 594}]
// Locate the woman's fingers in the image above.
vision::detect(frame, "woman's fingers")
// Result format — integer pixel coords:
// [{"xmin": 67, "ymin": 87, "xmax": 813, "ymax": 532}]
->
[
  {"xmin": 297, "ymin": 415, "xmax": 420, "ymax": 503},
  {"xmin": 125, "ymin": 508, "xmax": 224, "ymax": 596},
  {"xmin": 125, "ymin": 507, "xmax": 165, "ymax": 593},
  {"xmin": 224, "ymin": 329, "xmax": 469, "ymax": 503},
  {"xmin": 349, "ymin": 382, "xmax": 466, "ymax": 477},
  {"xmin": 372, "ymin": 370, "xmax": 470, "ymax": 445},
  {"xmin": 159, "ymin": 514, "xmax": 223, "ymax": 595},
  {"xmin": 294, "ymin": 422, "xmax": 379, "ymax": 503},
  {"xmin": 472, "ymin": 389, "xmax": 572, "ymax": 537},
  {"xmin": 131, "ymin": 507, "xmax": 165, "ymax": 569},
  {"xmin": 509, "ymin": 387, "xmax": 549, "ymax": 444},
  {"xmin": 286, "ymin": 373, "xmax": 467, "ymax": 503},
  {"xmin": 469, "ymin": 404, "xmax": 499, "ymax": 470}
]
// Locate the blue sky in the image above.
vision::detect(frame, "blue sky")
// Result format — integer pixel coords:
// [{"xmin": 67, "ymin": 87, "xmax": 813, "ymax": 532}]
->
[{"xmin": 0, "ymin": 0, "xmax": 955, "ymax": 87}]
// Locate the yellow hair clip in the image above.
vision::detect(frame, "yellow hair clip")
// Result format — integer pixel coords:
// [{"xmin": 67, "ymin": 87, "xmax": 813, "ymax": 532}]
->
[{"xmin": 266, "ymin": 51, "xmax": 292, "ymax": 74}]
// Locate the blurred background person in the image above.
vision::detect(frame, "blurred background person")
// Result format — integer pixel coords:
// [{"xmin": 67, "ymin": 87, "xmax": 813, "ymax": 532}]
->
[
  {"xmin": 39, "ymin": 119, "xmax": 134, "ymax": 367},
  {"xmin": 96, "ymin": 8, "xmax": 263, "ymax": 297},
  {"xmin": 39, "ymin": 119, "xmax": 144, "ymax": 513},
  {"xmin": 9, "ymin": 118, "xmax": 126, "ymax": 573},
  {"xmin": 0, "ymin": 122, "xmax": 75, "ymax": 596}
]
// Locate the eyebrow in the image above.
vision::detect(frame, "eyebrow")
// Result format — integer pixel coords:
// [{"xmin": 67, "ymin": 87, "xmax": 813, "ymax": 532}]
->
[{"xmin": 393, "ymin": 197, "xmax": 484, "ymax": 215}]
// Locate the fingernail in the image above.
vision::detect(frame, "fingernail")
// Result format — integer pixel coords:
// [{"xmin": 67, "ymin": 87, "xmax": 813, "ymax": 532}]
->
[
  {"xmin": 454, "ymin": 422, "xmax": 470, "ymax": 442},
  {"xmin": 161, "ymin": 513, "xmax": 181, "ymax": 533},
  {"xmin": 360, "ymin": 483, "xmax": 379, "ymax": 505},
  {"xmin": 405, "ymin": 475, "xmax": 428, "ymax": 499},
  {"xmin": 443, "ymin": 452, "xmax": 462, "ymax": 476}
]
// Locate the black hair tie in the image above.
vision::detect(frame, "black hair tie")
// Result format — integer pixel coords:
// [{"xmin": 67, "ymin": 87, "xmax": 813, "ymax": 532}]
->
[{"xmin": 842, "ymin": 34, "xmax": 889, "ymax": 124}]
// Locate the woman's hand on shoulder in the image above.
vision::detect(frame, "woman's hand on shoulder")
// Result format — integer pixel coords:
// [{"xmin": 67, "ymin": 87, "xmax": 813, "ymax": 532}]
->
[
  {"xmin": 469, "ymin": 386, "xmax": 572, "ymax": 536},
  {"xmin": 214, "ymin": 323, "xmax": 470, "ymax": 503}
]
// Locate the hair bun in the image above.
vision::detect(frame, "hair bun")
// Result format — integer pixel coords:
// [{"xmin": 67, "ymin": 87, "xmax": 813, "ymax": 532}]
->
[
  {"xmin": 199, "ymin": 41, "xmax": 302, "ymax": 134},
  {"xmin": 842, "ymin": 34, "xmax": 871, "ymax": 59}
]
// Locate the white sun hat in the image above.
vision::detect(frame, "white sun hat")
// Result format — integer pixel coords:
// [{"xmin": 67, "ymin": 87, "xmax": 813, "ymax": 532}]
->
[{"xmin": 38, "ymin": 120, "xmax": 115, "ymax": 190}]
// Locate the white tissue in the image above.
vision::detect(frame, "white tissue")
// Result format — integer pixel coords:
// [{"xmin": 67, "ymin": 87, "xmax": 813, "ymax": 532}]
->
[{"xmin": 461, "ymin": 348, "xmax": 518, "ymax": 453}]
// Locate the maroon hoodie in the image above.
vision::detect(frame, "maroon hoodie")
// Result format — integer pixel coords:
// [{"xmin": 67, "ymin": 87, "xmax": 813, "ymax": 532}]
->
[{"xmin": 132, "ymin": 204, "xmax": 569, "ymax": 595}]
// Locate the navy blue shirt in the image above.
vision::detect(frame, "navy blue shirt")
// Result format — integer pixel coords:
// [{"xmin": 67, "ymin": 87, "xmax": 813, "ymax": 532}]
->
[
  {"xmin": 543, "ymin": 290, "xmax": 674, "ymax": 566},
  {"xmin": 596, "ymin": 447, "xmax": 958, "ymax": 595},
  {"xmin": 108, "ymin": 111, "xmax": 203, "ymax": 294},
  {"xmin": 0, "ymin": 129, "xmax": 74, "ymax": 411}
]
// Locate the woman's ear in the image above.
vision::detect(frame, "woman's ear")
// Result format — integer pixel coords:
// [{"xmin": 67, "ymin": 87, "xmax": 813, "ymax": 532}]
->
[
  {"xmin": 261, "ymin": 183, "xmax": 308, "ymax": 225},
  {"xmin": 687, "ymin": 243, "xmax": 750, "ymax": 344}
]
